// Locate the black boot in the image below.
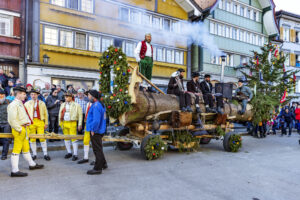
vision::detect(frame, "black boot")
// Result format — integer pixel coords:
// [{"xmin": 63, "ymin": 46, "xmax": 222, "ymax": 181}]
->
[
  {"xmin": 32, "ymin": 155, "xmax": 37, "ymax": 160},
  {"xmin": 44, "ymin": 155, "xmax": 51, "ymax": 161},
  {"xmin": 87, "ymin": 169, "xmax": 102, "ymax": 175},
  {"xmin": 1, "ymin": 155, "xmax": 7, "ymax": 160},
  {"xmin": 11, "ymin": 171, "xmax": 28, "ymax": 177},
  {"xmin": 72, "ymin": 155, "xmax": 78, "ymax": 161},
  {"xmin": 103, "ymin": 163, "xmax": 108, "ymax": 170},
  {"xmin": 78, "ymin": 159, "xmax": 89, "ymax": 164},
  {"xmin": 64, "ymin": 153, "xmax": 72, "ymax": 159}
]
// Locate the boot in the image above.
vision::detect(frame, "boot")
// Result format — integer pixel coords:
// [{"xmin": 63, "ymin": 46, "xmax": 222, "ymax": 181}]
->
[
  {"xmin": 11, "ymin": 171, "xmax": 28, "ymax": 177},
  {"xmin": 90, "ymin": 161, "xmax": 95, "ymax": 165},
  {"xmin": 1, "ymin": 155, "xmax": 7, "ymax": 160},
  {"xmin": 32, "ymin": 155, "xmax": 37, "ymax": 160},
  {"xmin": 72, "ymin": 155, "xmax": 78, "ymax": 161},
  {"xmin": 103, "ymin": 163, "xmax": 108, "ymax": 170},
  {"xmin": 29, "ymin": 164, "xmax": 44, "ymax": 170},
  {"xmin": 87, "ymin": 169, "xmax": 102, "ymax": 175},
  {"xmin": 64, "ymin": 153, "xmax": 72, "ymax": 159},
  {"xmin": 44, "ymin": 155, "xmax": 51, "ymax": 161},
  {"xmin": 78, "ymin": 159, "xmax": 89, "ymax": 164}
]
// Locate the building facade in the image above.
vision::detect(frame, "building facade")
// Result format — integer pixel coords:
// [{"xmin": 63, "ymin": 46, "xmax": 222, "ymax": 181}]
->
[
  {"xmin": 26, "ymin": 0, "xmax": 218, "ymax": 90},
  {"xmin": 195, "ymin": 0, "xmax": 278, "ymax": 84},
  {"xmin": 0, "ymin": 0, "xmax": 25, "ymax": 81},
  {"xmin": 276, "ymin": 10, "xmax": 300, "ymax": 101}
]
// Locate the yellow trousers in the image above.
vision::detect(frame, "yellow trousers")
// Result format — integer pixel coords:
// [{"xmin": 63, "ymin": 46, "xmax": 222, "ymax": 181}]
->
[
  {"xmin": 83, "ymin": 129, "xmax": 90, "ymax": 146},
  {"xmin": 29, "ymin": 118, "xmax": 45, "ymax": 143},
  {"xmin": 12, "ymin": 127, "xmax": 30, "ymax": 154},
  {"xmin": 62, "ymin": 121, "xmax": 77, "ymax": 142}
]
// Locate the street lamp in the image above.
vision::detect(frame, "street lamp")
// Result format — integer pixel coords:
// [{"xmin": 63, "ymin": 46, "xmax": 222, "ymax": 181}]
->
[
  {"xmin": 220, "ymin": 53, "xmax": 226, "ymax": 83},
  {"xmin": 43, "ymin": 54, "xmax": 50, "ymax": 64}
]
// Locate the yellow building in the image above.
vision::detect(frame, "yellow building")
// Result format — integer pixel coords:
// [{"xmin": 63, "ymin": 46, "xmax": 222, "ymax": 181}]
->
[{"xmin": 26, "ymin": 0, "xmax": 217, "ymax": 90}]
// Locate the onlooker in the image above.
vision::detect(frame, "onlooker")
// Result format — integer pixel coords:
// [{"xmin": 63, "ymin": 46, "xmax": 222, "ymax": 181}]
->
[
  {"xmin": 51, "ymin": 84, "xmax": 56, "ymax": 89},
  {"xmin": 15, "ymin": 78, "xmax": 22, "ymax": 85},
  {"xmin": 41, "ymin": 83, "xmax": 52, "ymax": 100},
  {"xmin": 0, "ymin": 69, "xmax": 8, "ymax": 88},
  {"xmin": 56, "ymin": 85, "xmax": 65, "ymax": 101},
  {"xmin": 295, "ymin": 104, "xmax": 300, "ymax": 134},
  {"xmin": 46, "ymin": 88, "xmax": 61, "ymax": 136},
  {"xmin": 279, "ymin": 108, "xmax": 294, "ymax": 137},
  {"xmin": 86, "ymin": 90, "xmax": 107, "ymax": 175},
  {"xmin": 7, "ymin": 71, "xmax": 16, "ymax": 84},
  {"xmin": 75, "ymin": 89, "xmax": 88, "ymax": 135},
  {"xmin": 0, "ymin": 89, "xmax": 11, "ymax": 160},
  {"xmin": 6, "ymin": 88, "xmax": 15, "ymax": 102},
  {"xmin": 26, "ymin": 84, "xmax": 33, "ymax": 100},
  {"xmin": 5, "ymin": 79, "xmax": 14, "ymax": 96}
]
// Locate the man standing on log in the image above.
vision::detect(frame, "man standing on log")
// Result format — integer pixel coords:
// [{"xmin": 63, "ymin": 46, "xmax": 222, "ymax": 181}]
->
[
  {"xmin": 86, "ymin": 90, "xmax": 107, "ymax": 175},
  {"xmin": 59, "ymin": 92, "xmax": 82, "ymax": 161},
  {"xmin": 135, "ymin": 33, "xmax": 154, "ymax": 91},
  {"xmin": 25, "ymin": 89, "xmax": 50, "ymax": 161},
  {"xmin": 187, "ymin": 72, "xmax": 202, "ymax": 113},
  {"xmin": 235, "ymin": 79, "xmax": 253, "ymax": 115},
  {"xmin": 167, "ymin": 69, "xmax": 192, "ymax": 112},
  {"xmin": 7, "ymin": 86, "xmax": 44, "ymax": 177}
]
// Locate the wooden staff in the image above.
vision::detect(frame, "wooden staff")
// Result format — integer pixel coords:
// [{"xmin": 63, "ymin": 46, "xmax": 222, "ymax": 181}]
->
[{"xmin": 129, "ymin": 65, "xmax": 166, "ymax": 95}]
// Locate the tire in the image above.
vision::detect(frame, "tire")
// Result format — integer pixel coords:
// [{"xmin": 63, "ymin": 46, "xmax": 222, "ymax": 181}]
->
[
  {"xmin": 116, "ymin": 128, "xmax": 133, "ymax": 151},
  {"xmin": 223, "ymin": 132, "xmax": 234, "ymax": 152},
  {"xmin": 140, "ymin": 135, "xmax": 155, "ymax": 160},
  {"xmin": 200, "ymin": 138, "xmax": 211, "ymax": 144}
]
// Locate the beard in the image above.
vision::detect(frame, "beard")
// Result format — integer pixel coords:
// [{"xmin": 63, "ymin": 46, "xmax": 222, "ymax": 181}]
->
[{"xmin": 0, "ymin": 98, "xmax": 6, "ymax": 104}]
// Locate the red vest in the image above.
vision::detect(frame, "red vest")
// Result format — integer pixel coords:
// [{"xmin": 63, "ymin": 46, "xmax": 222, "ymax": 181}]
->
[
  {"xmin": 34, "ymin": 100, "xmax": 41, "ymax": 120},
  {"xmin": 139, "ymin": 40, "xmax": 153, "ymax": 59}
]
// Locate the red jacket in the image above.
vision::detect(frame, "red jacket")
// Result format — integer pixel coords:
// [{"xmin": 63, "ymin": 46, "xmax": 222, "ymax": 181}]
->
[{"xmin": 295, "ymin": 108, "xmax": 300, "ymax": 120}]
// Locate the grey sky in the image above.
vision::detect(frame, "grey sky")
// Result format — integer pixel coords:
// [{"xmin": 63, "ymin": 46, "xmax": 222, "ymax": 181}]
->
[{"xmin": 273, "ymin": 0, "xmax": 299, "ymax": 14}]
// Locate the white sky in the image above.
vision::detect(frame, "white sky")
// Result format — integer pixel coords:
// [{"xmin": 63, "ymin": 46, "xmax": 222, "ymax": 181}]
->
[{"xmin": 273, "ymin": 0, "xmax": 300, "ymax": 14}]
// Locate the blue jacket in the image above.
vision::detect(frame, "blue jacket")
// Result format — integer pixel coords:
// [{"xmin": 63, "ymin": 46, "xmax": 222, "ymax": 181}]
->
[{"xmin": 86, "ymin": 101, "xmax": 106, "ymax": 134}]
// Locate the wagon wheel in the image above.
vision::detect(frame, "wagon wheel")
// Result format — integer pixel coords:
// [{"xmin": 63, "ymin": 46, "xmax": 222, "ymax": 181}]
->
[
  {"xmin": 140, "ymin": 134, "xmax": 165, "ymax": 160},
  {"xmin": 223, "ymin": 132, "xmax": 242, "ymax": 152},
  {"xmin": 200, "ymin": 138, "xmax": 211, "ymax": 144},
  {"xmin": 116, "ymin": 128, "xmax": 133, "ymax": 151}
]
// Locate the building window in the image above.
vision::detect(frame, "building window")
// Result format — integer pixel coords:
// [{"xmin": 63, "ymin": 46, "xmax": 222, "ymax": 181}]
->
[
  {"xmin": 222, "ymin": 25, "xmax": 226, "ymax": 37},
  {"xmin": 218, "ymin": 24, "xmax": 222, "ymax": 36},
  {"xmin": 239, "ymin": 30, "xmax": 244, "ymax": 42},
  {"xmin": 101, "ymin": 37, "xmax": 113, "ymax": 52},
  {"xmin": 226, "ymin": 1, "xmax": 231, "ymax": 12},
  {"xmin": 232, "ymin": 28, "xmax": 237, "ymax": 40},
  {"xmin": 233, "ymin": 4, "xmax": 237, "ymax": 14},
  {"xmin": 163, "ymin": 19, "xmax": 171, "ymax": 31},
  {"xmin": 296, "ymin": 55, "xmax": 300, "ymax": 67},
  {"xmin": 75, "ymin": 32, "xmax": 86, "ymax": 49},
  {"xmin": 211, "ymin": 55, "xmax": 220, "ymax": 65},
  {"xmin": 226, "ymin": 54, "xmax": 234, "ymax": 66},
  {"xmin": 130, "ymin": 10, "xmax": 140, "ymax": 24},
  {"xmin": 172, "ymin": 21, "xmax": 181, "ymax": 33},
  {"xmin": 283, "ymin": 27, "xmax": 290, "ymax": 42},
  {"xmin": 226, "ymin": 26, "xmax": 230, "ymax": 37},
  {"xmin": 156, "ymin": 47, "xmax": 165, "ymax": 62},
  {"xmin": 210, "ymin": 22, "xmax": 215, "ymax": 34},
  {"xmin": 175, "ymin": 51, "xmax": 184, "ymax": 65},
  {"xmin": 0, "ymin": 16, "xmax": 11, "ymax": 36},
  {"xmin": 152, "ymin": 16, "xmax": 161, "ymax": 29},
  {"xmin": 60, "ymin": 30, "xmax": 73, "ymax": 48},
  {"xmin": 51, "ymin": 0, "xmax": 65, "ymax": 6},
  {"xmin": 120, "ymin": 8, "xmax": 129, "ymax": 22},
  {"xmin": 247, "ymin": 9, "xmax": 251, "ymax": 18},
  {"xmin": 69, "ymin": 0, "xmax": 78, "ymax": 9},
  {"xmin": 81, "ymin": 0, "xmax": 93, "ymax": 13},
  {"xmin": 166, "ymin": 49, "xmax": 174, "ymax": 63},
  {"xmin": 44, "ymin": 27, "xmax": 58, "ymax": 45},
  {"xmin": 258, "ymin": 36, "xmax": 262, "ymax": 46},
  {"xmin": 284, "ymin": 53, "xmax": 290, "ymax": 66},
  {"xmin": 240, "ymin": 56, "xmax": 248, "ymax": 65},
  {"xmin": 240, "ymin": 7, "xmax": 244, "ymax": 17},
  {"xmin": 89, "ymin": 35, "xmax": 100, "ymax": 52},
  {"xmin": 124, "ymin": 41, "xmax": 135, "ymax": 57},
  {"xmin": 296, "ymin": 31, "xmax": 300, "ymax": 44},
  {"xmin": 142, "ymin": 14, "xmax": 151, "ymax": 27},
  {"xmin": 218, "ymin": 0, "xmax": 223, "ymax": 9},
  {"xmin": 253, "ymin": 11, "xmax": 257, "ymax": 21}
]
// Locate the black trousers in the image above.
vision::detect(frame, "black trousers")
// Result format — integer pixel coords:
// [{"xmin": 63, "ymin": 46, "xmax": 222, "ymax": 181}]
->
[
  {"xmin": 176, "ymin": 91, "xmax": 191, "ymax": 108},
  {"xmin": 0, "ymin": 124, "xmax": 11, "ymax": 157},
  {"xmin": 78, "ymin": 114, "xmax": 85, "ymax": 135},
  {"xmin": 91, "ymin": 134, "xmax": 107, "ymax": 171},
  {"xmin": 203, "ymin": 94, "xmax": 224, "ymax": 108},
  {"xmin": 49, "ymin": 114, "xmax": 59, "ymax": 133}
]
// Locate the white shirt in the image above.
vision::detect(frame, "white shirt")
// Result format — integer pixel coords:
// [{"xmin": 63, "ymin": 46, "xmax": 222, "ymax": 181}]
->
[
  {"xmin": 64, "ymin": 103, "xmax": 71, "ymax": 121},
  {"xmin": 134, "ymin": 41, "xmax": 152, "ymax": 62}
]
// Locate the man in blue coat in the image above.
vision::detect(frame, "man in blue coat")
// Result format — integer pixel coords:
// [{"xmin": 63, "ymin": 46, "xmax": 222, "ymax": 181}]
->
[{"xmin": 86, "ymin": 90, "xmax": 107, "ymax": 175}]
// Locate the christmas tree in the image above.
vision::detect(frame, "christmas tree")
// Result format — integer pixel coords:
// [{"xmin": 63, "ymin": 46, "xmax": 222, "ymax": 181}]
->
[{"xmin": 242, "ymin": 43, "xmax": 296, "ymax": 125}]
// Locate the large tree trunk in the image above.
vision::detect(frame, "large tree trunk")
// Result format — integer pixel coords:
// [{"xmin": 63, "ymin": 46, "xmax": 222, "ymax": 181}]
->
[{"xmin": 119, "ymin": 66, "xmax": 252, "ymax": 126}]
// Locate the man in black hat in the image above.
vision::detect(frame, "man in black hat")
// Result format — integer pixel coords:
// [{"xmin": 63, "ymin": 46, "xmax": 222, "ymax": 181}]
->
[
  {"xmin": 200, "ymin": 74, "xmax": 216, "ymax": 113},
  {"xmin": 0, "ymin": 89, "xmax": 11, "ymax": 160},
  {"xmin": 235, "ymin": 79, "xmax": 253, "ymax": 115},
  {"xmin": 86, "ymin": 90, "xmax": 108, "ymax": 175},
  {"xmin": 187, "ymin": 72, "xmax": 202, "ymax": 113},
  {"xmin": 167, "ymin": 69, "xmax": 192, "ymax": 112},
  {"xmin": 7, "ymin": 86, "xmax": 44, "ymax": 177}
]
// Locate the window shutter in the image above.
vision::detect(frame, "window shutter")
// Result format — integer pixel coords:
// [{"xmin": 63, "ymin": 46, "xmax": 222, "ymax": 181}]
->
[
  {"xmin": 290, "ymin": 29, "xmax": 295, "ymax": 42},
  {"xmin": 290, "ymin": 53, "xmax": 296, "ymax": 66},
  {"xmin": 280, "ymin": 27, "xmax": 283, "ymax": 40}
]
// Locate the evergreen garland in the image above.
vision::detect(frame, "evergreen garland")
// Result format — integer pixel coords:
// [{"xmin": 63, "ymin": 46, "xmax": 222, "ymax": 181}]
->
[
  {"xmin": 144, "ymin": 135, "xmax": 167, "ymax": 160},
  {"xmin": 165, "ymin": 130, "xmax": 200, "ymax": 152},
  {"xmin": 99, "ymin": 46, "xmax": 132, "ymax": 119},
  {"xmin": 229, "ymin": 134, "xmax": 242, "ymax": 152},
  {"xmin": 242, "ymin": 43, "xmax": 297, "ymax": 125}
]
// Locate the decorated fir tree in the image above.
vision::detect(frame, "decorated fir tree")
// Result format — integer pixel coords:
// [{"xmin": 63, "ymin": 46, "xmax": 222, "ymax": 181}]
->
[
  {"xmin": 242, "ymin": 43, "xmax": 296, "ymax": 125},
  {"xmin": 99, "ymin": 46, "xmax": 132, "ymax": 119}
]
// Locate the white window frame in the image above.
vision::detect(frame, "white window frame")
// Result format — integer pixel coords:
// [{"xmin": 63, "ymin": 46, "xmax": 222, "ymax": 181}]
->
[
  {"xmin": 0, "ymin": 15, "xmax": 12, "ymax": 36},
  {"xmin": 44, "ymin": 26, "xmax": 59, "ymax": 46},
  {"xmin": 175, "ymin": 51, "xmax": 184, "ymax": 65},
  {"xmin": 60, "ymin": 29, "xmax": 73, "ymax": 48},
  {"xmin": 88, "ymin": 35, "xmax": 100, "ymax": 52},
  {"xmin": 81, "ymin": 0, "xmax": 94, "ymax": 13},
  {"xmin": 51, "ymin": 0, "xmax": 66, "ymax": 7},
  {"xmin": 124, "ymin": 41, "xmax": 135, "ymax": 57},
  {"xmin": 75, "ymin": 32, "xmax": 87, "ymax": 50},
  {"xmin": 101, "ymin": 37, "xmax": 113, "ymax": 52}
]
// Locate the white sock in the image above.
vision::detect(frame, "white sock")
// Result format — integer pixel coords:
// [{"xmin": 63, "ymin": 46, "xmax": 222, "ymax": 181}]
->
[
  {"xmin": 30, "ymin": 142, "xmax": 37, "ymax": 156},
  {"xmin": 23, "ymin": 152, "xmax": 36, "ymax": 167},
  {"xmin": 196, "ymin": 104, "xmax": 200, "ymax": 108},
  {"xmin": 11, "ymin": 154, "xmax": 19, "ymax": 173},
  {"xmin": 72, "ymin": 141, "xmax": 78, "ymax": 156},
  {"xmin": 41, "ymin": 141, "xmax": 48, "ymax": 156},
  {"xmin": 64, "ymin": 140, "xmax": 72, "ymax": 154},
  {"xmin": 84, "ymin": 145, "xmax": 89, "ymax": 160}
]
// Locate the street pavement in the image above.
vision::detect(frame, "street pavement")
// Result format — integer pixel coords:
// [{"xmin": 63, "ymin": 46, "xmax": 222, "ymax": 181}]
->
[{"xmin": 0, "ymin": 133, "xmax": 300, "ymax": 200}]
